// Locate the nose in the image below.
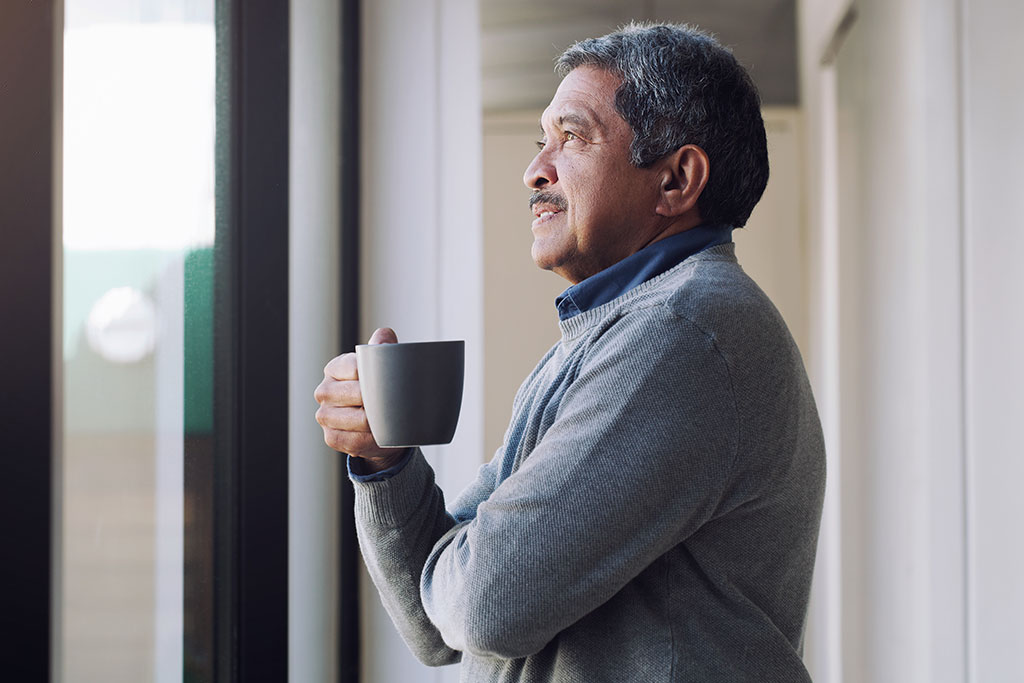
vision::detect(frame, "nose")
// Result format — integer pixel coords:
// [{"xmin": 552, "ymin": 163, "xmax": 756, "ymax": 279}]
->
[{"xmin": 523, "ymin": 147, "xmax": 557, "ymax": 190}]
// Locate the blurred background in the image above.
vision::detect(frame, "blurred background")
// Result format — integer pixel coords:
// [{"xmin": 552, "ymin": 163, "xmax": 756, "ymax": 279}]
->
[{"xmin": 2, "ymin": 0, "xmax": 1021, "ymax": 681}]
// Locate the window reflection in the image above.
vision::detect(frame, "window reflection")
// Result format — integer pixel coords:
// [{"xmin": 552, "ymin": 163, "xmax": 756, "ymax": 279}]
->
[
  {"xmin": 84, "ymin": 286, "xmax": 158, "ymax": 363},
  {"xmin": 62, "ymin": 1, "xmax": 214, "ymax": 681}
]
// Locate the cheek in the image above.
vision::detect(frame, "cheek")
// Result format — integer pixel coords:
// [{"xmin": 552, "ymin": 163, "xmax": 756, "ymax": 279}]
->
[
  {"xmin": 561, "ymin": 156, "xmax": 634, "ymax": 226},
  {"xmin": 562, "ymin": 168, "xmax": 601, "ymax": 212},
  {"xmin": 568, "ymin": 178, "xmax": 615, "ymax": 226}
]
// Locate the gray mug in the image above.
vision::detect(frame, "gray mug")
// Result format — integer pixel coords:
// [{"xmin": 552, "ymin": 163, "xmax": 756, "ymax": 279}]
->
[{"xmin": 355, "ymin": 340, "xmax": 465, "ymax": 448}]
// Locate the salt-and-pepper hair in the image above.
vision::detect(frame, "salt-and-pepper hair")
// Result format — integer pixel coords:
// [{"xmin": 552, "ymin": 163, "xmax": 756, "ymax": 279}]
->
[{"xmin": 556, "ymin": 23, "xmax": 769, "ymax": 228}]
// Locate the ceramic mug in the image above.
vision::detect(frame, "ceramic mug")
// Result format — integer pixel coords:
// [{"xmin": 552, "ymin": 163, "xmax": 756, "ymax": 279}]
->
[{"xmin": 355, "ymin": 340, "xmax": 464, "ymax": 448}]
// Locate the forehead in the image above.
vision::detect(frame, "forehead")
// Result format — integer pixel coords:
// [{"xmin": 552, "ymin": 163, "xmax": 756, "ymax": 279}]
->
[{"xmin": 540, "ymin": 65, "xmax": 625, "ymax": 131}]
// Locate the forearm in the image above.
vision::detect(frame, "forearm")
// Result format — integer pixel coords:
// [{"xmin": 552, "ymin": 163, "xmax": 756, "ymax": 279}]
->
[{"xmin": 352, "ymin": 449, "xmax": 460, "ymax": 666}]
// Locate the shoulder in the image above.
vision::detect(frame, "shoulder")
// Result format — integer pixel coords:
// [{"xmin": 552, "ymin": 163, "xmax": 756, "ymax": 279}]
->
[
  {"xmin": 573, "ymin": 246, "xmax": 798, "ymax": 385},
  {"xmin": 563, "ymin": 244, "xmax": 796, "ymax": 376},
  {"xmin": 657, "ymin": 247, "xmax": 793, "ymax": 356},
  {"xmin": 575, "ymin": 288, "xmax": 729, "ymax": 383},
  {"xmin": 595, "ymin": 246, "xmax": 770, "ymax": 337}
]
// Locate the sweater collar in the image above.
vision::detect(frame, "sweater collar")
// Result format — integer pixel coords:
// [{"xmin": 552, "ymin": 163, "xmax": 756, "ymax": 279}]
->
[
  {"xmin": 554, "ymin": 223, "xmax": 733, "ymax": 321},
  {"xmin": 557, "ymin": 241, "xmax": 738, "ymax": 341}
]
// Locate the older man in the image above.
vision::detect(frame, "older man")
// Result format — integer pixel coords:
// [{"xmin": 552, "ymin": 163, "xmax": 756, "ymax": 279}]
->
[{"xmin": 316, "ymin": 23, "xmax": 825, "ymax": 682}]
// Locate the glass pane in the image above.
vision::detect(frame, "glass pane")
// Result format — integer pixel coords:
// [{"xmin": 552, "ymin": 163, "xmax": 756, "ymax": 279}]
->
[{"xmin": 62, "ymin": 1, "xmax": 215, "ymax": 681}]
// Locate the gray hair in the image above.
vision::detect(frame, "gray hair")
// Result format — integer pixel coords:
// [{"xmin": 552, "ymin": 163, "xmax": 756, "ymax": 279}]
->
[{"xmin": 556, "ymin": 22, "xmax": 769, "ymax": 228}]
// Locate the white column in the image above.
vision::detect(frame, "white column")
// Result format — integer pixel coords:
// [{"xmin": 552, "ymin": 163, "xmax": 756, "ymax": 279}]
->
[
  {"xmin": 154, "ymin": 258, "xmax": 184, "ymax": 683},
  {"xmin": 360, "ymin": 1, "xmax": 483, "ymax": 682},
  {"xmin": 289, "ymin": 0, "xmax": 341, "ymax": 681},
  {"xmin": 797, "ymin": 2, "xmax": 855, "ymax": 680},
  {"xmin": 799, "ymin": 0, "xmax": 968, "ymax": 680},
  {"xmin": 962, "ymin": 0, "xmax": 1024, "ymax": 679},
  {"xmin": 920, "ymin": 1, "xmax": 968, "ymax": 680}
]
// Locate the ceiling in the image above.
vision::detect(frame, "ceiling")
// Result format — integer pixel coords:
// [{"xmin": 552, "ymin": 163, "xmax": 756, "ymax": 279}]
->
[{"xmin": 480, "ymin": 0, "xmax": 797, "ymax": 112}]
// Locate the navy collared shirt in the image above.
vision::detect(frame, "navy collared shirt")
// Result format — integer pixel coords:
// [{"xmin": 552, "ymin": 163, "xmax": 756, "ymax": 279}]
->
[{"xmin": 555, "ymin": 223, "xmax": 733, "ymax": 320}]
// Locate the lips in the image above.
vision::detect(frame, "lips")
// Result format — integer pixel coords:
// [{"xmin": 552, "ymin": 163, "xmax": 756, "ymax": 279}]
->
[
  {"xmin": 529, "ymin": 191, "xmax": 568, "ymax": 225},
  {"xmin": 531, "ymin": 207, "xmax": 562, "ymax": 229}
]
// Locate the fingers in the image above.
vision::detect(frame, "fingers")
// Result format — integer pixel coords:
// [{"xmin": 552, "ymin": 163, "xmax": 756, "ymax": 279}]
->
[
  {"xmin": 316, "ymin": 404, "xmax": 375, "ymax": 456},
  {"xmin": 320, "ymin": 325, "xmax": 397, "ymax": 381},
  {"xmin": 323, "ymin": 353, "xmax": 357, "ymax": 381},
  {"xmin": 313, "ymin": 376, "xmax": 362, "ymax": 408},
  {"xmin": 316, "ymin": 405, "xmax": 388, "ymax": 457},
  {"xmin": 321, "ymin": 427, "xmax": 379, "ymax": 456},
  {"xmin": 320, "ymin": 328, "xmax": 398, "ymax": 384},
  {"xmin": 316, "ymin": 404, "xmax": 371, "ymax": 432},
  {"xmin": 369, "ymin": 327, "xmax": 398, "ymax": 345},
  {"xmin": 314, "ymin": 326, "xmax": 398, "ymax": 457}
]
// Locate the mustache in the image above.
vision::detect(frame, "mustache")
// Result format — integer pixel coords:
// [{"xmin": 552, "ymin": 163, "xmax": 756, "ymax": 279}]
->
[{"xmin": 529, "ymin": 190, "xmax": 568, "ymax": 212}]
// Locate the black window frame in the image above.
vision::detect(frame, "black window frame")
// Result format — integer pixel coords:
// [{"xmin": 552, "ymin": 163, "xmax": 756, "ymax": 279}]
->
[
  {"xmin": 210, "ymin": 0, "xmax": 291, "ymax": 680},
  {"xmin": 338, "ymin": 0, "xmax": 363, "ymax": 680},
  {"xmin": 0, "ymin": 1, "xmax": 61, "ymax": 680}
]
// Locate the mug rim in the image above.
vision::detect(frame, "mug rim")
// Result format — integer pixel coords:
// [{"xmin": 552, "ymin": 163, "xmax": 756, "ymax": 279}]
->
[{"xmin": 355, "ymin": 339, "xmax": 464, "ymax": 350}]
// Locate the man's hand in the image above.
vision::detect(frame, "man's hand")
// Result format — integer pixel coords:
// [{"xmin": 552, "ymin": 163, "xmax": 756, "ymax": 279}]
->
[{"xmin": 314, "ymin": 327, "xmax": 408, "ymax": 472}]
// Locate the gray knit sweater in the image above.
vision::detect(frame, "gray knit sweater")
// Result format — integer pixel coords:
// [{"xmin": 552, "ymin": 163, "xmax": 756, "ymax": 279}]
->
[{"xmin": 352, "ymin": 244, "xmax": 826, "ymax": 682}]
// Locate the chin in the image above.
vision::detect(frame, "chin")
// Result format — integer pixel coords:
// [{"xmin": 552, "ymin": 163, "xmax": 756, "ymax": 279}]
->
[
  {"xmin": 532, "ymin": 236, "xmax": 573, "ymax": 272},
  {"xmin": 530, "ymin": 242, "xmax": 556, "ymax": 271}
]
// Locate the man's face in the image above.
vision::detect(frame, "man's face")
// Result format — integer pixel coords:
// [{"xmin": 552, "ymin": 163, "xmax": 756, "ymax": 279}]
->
[{"xmin": 523, "ymin": 65, "xmax": 663, "ymax": 284}]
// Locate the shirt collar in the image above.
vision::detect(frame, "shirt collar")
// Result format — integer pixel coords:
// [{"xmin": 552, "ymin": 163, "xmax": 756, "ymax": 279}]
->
[{"xmin": 555, "ymin": 223, "xmax": 733, "ymax": 320}]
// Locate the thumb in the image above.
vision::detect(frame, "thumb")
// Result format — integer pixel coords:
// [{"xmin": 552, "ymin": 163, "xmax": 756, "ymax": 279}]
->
[{"xmin": 368, "ymin": 327, "xmax": 398, "ymax": 345}]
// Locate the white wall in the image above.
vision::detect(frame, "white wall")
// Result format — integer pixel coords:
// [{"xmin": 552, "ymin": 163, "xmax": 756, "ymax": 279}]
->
[
  {"xmin": 799, "ymin": 0, "xmax": 1024, "ymax": 680},
  {"xmin": 482, "ymin": 111, "xmax": 566, "ymax": 459},
  {"xmin": 289, "ymin": 0, "xmax": 340, "ymax": 680},
  {"xmin": 961, "ymin": 0, "xmax": 1024, "ymax": 678},
  {"xmin": 801, "ymin": 0, "xmax": 966, "ymax": 679},
  {"xmin": 360, "ymin": 1, "xmax": 483, "ymax": 681},
  {"xmin": 794, "ymin": 5, "xmax": 846, "ymax": 675}
]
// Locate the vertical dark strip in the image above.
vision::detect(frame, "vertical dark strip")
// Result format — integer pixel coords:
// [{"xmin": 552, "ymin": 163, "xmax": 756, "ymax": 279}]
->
[
  {"xmin": 213, "ymin": 4, "xmax": 240, "ymax": 680},
  {"xmin": 214, "ymin": 2, "xmax": 242, "ymax": 679},
  {"xmin": 234, "ymin": 0, "xmax": 290, "ymax": 673},
  {"xmin": 338, "ymin": 1, "xmax": 362, "ymax": 681},
  {"xmin": 0, "ymin": 1, "xmax": 58, "ymax": 680},
  {"xmin": 214, "ymin": 0, "xmax": 290, "ymax": 681},
  {"xmin": 183, "ymin": 248, "xmax": 216, "ymax": 683}
]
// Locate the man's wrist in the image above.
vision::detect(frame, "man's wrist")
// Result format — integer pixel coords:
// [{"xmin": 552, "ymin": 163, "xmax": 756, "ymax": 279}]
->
[{"xmin": 350, "ymin": 448, "xmax": 411, "ymax": 475}]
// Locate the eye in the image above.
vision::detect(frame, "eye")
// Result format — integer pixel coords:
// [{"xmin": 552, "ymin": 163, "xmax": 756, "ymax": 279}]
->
[
  {"xmin": 565, "ymin": 131, "xmax": 579, "ymax": 142},
  {"xmin": 535, "ymin": 139, "xmax": 546, "ymax": 151}
]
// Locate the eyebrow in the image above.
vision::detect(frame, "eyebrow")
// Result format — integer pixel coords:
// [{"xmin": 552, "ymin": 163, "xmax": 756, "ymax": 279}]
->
[
  {"xmin": 557, "ymin": 113, "xmax": 595, "ymax": 131},
  {"xmin": 538, "ymin": 109, "xmax": 603, "ymax": 137}
]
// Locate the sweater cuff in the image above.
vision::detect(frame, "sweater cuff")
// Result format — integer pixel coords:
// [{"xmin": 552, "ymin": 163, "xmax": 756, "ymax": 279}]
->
[
  {"xmin": 347, "ymin": 448, "xmax": 414, "ymax": 482},
  {"xmin": 351, "ymin": 448, "xmax": 434, "ymax": 528}
]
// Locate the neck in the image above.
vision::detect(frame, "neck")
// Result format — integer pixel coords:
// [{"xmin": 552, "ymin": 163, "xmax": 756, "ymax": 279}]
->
[{"xmin": 639, "ymin": 212, "xmax": 704, "ymax": 251}]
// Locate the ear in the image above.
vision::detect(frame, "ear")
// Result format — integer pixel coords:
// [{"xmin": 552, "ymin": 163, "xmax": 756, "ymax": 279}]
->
[{"xmin": 654, "ymin": 144, "xmax": 709, "ymax": 219}]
